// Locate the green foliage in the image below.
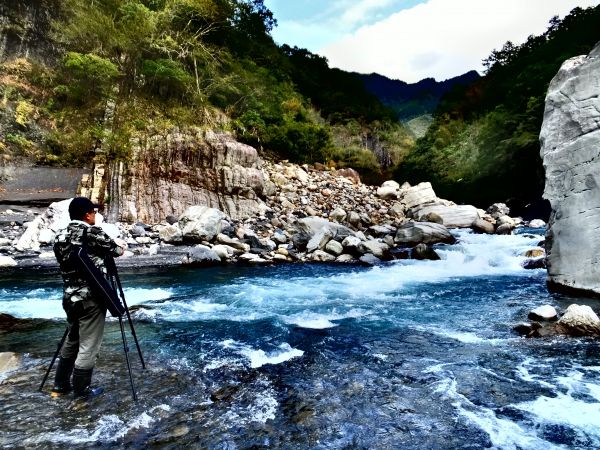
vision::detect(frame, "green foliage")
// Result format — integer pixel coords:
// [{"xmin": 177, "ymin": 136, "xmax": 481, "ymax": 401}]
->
[
  {"xmin": 141, "ymin": 58, "xmax": 193, "ymax": 98},
  {"xmin": 63, "ymin": 52, "xmax": 120, "ymax": 101},
  {"xmin": 397, "ymin": 5, "xmax": 600, "ymax": 211}
]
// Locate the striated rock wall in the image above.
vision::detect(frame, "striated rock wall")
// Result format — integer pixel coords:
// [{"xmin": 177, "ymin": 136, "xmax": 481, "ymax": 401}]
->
[
  {"xmin": 104, "ymin": 129, "xmax": 267, "ymax": 224},
  {"xmin": 539, "ymin": 42, "xmax": 600, "ymax": 296}
]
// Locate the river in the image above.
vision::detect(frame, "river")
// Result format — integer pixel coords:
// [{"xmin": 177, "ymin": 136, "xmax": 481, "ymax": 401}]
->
[{"xmin": 1, "ymin": 228, "xmax": 599, "ymax": 449}]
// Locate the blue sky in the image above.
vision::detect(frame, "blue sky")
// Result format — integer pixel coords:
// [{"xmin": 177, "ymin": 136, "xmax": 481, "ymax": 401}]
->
[{"xmin": 264, "ymin": 0, "xmax": 599, "ymax": 83}]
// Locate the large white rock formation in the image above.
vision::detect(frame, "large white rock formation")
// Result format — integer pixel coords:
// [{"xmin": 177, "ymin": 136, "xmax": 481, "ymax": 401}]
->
[{"xmin": 539, "ymin": 42, "xmax": 600, "ymax": 296}]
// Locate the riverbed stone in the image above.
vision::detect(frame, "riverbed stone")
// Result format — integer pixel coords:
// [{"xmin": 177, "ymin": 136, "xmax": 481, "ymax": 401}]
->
[
  {"xmin": 528, "ymin": 305, "xmax": 558, "ymax": 321},
  {"xmin": 179, "ymin": 206, "xmax": 227, "ymax": 242},
  {"xmin": 394, "ymin": 222, "xmax": 455, "ymax": 245}
]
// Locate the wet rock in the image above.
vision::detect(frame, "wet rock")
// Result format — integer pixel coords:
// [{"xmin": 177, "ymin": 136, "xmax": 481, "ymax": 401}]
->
[
  {"xmin": 528, "ymin": 219, "xmax": 546, "ymax": 228},
  {"xmin": 183, "ymin": 246, "xmax": 221, "ymax": 265},
  {"xmin": 412, "ymin": 243, "xmax": 440, "ymax": 260},
  {"xmin": 528, "ymin": 305, "xmax": 558, "ymax": 321},
  {"xmin": 359, "ymin": 254, "xmax": 381, "ymax": 266},
  {"xmin": 522, "ymin": 258, "xmax": 546, "ymax": 269},
  {"xmin": 394, "ymin": 222, "xmax": 455, "ymax": 246},
  {"xmin": 513, "ymin": 322, "xmax": 542, "ymax": 336},
  {"xmin": 472, "ymin": 218, "xmax": 495, "ymax": 234},
  {"xmin": 495, "ymin": 223, "xmax": 514, "ymax": 235}
]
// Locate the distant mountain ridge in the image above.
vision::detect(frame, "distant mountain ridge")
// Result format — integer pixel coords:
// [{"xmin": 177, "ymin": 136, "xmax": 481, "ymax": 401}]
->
[{"xmin": 359, "ymin": 71, "xmax": 481, "ymax": 121}]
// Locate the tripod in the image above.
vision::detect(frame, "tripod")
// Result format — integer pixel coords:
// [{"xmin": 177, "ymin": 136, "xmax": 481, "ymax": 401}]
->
[{"xmin": 39, "ymin": 256, "xmax": 145, "ymax": 401}]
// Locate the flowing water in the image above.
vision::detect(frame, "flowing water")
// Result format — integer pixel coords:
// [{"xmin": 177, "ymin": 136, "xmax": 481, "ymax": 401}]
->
[{"xmin": 1, "ymin": 229, "xmax": 600, "ymax": 449}]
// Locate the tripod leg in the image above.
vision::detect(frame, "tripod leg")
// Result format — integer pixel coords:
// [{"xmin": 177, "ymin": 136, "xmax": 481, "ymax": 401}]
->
[
  {"xmin": 39, "ymin": 327, "xmax": 69, "ymax": 392},
  {"xmin": 124, "ymin": 306, "xmax": 146, "ymax": 369},
  {"xmin": 119, "ymin": 317, "xmax": 138, "ymax": 402}
]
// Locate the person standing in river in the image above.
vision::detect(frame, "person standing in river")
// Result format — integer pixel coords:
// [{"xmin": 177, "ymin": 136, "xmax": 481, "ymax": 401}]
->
[{"xmin": 51, "ymin": 197, "xmax": 126, "ymax": 397}]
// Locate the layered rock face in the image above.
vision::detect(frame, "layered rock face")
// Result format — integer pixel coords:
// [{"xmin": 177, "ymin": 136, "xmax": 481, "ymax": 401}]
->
[
  {"xmin": 540, "ymin": 42, "xmax": 600, "ymax": 296},
  {"xmin": 105, "ymin": 130, "xmax": 267, "ymax": 224}
]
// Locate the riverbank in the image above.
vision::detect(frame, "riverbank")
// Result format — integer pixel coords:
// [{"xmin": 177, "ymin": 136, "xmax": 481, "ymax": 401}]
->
[{"xmin": 0, "ymin": 160, "xmax": 547, "ymax": 274}]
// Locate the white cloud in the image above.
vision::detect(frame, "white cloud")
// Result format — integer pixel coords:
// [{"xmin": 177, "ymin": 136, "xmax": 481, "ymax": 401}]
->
[{"xmin": 319, "ymin": 0, "xmax": 599, "ymax": 82}]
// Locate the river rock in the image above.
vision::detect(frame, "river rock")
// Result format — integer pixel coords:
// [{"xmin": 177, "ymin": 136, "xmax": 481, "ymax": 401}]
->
[
  {"xmin": 539, "ymin": 43, "xmax": 600, "ymax": 296},
  {"xmin": 400, "ymin": 182, "xmax": 437, "ymax": 209},
  {"xmin": 410, "ymin": 203, "xmax": 479, "ymax": 228},
  {"xmin": 394, "ymin": 222, "xmax": 456, "ymax": 246},
  {"xmin": 486, "ymin": 203, "xmax": 510, "ymax": 219},
  {"xmin": 311, "ymin": 249, "xmax": 336, "ymax": 262},
  {"xmin": 183, "ymin": 246, "xmax": 221, "ymax": 265},
  {"xmin": 412, "ymin": 243, "xmax": 440, "ymax": 260},
  {"xmin": 472, "ymin": 218, "xmax": 495, "ymax": 234},
  {"xmin": 359, "ymin": 240, "xmax": 389, "ymax": 258},
  {"xmin": 179, "ymin": 206, "xmax": 227, "ymax": 242},
  {"xmin": 528, "ymin": 305, "xmax": 558, "ymax": 321},
  {"xmin": 0, "ymin": 352, "xmax": 20, "ymax": 376},
  {"xmin": 158, "ymin": 223, "xmax": 183, "ymax": 243},
  {"xmin": 0, "ymin": 256, "xmax": 17, "ymax": 267},
  {"xmin": 15, "ymin": 198, "xmax": 71, "ymax": 250},
  {"xmin": 376, "ymin": 180, "xmax": 400, "ymax": 199},
  {"xmin": 325, "ymin": 239, "xmax": 344, "ymax": 256},
  {"xmin": 528, "ymin": 219, "xmax": 546, "ymax": 228},
  {"xmin": 557, "ymin": 304, "xmax": 600, "ymax": 336},
  {"xmin": 359, "ymin": 254, "xmax": 381, "ymax": 265}
]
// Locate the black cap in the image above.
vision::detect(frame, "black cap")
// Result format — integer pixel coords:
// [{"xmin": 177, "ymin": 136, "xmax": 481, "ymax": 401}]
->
[{"xmin": 69, "ymin": 197, "xmax": 101, "ymax": 220}]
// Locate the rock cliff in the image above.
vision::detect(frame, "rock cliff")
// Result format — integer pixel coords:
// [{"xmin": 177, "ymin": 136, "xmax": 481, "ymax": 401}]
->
[
  {"xmin": 540, "ymin": 42, "xmax": 600, "ymax": 296},
  {"xmin": 100, "ymin": 129, "xmax": 267, "ymax": 224}
]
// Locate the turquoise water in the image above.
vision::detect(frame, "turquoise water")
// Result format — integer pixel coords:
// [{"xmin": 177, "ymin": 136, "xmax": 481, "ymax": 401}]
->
[{"xmin": 1, "ymin": 229, "xmax": 600, "ymax": 449}]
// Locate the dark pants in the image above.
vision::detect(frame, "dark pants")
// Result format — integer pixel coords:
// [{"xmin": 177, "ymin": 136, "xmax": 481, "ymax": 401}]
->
[{"xmin": 60, "ymin": 299, "xmax": 107, "ymax": 370}]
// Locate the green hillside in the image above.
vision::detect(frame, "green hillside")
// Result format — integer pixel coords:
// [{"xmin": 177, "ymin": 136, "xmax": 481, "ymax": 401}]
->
[
  {"xmin": 0, "ymin": 0, "xmax": 412, "ymax": 185},
  {"xmin": 394, "ymin": 5, "xmax": 600, "ymax": 215}
]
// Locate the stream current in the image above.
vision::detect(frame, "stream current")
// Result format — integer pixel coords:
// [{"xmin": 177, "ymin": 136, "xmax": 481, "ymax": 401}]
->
[{"xmin": 1, "ymin": 228, "xmax": 600, "ymax": 449}]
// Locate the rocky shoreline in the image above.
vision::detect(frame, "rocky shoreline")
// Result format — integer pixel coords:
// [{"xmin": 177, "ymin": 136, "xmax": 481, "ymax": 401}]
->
[{"xmin": 0, "ymin": 159, "xmax": 547, "ymax": 273}]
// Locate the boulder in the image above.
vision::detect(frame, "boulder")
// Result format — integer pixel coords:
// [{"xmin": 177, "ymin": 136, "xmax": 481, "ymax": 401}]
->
[
  {"xmin": 359, "ymin": 254, "xmax": 381, "ymax": 266},
  {"xmin": 410, "ymin": 203, "xmax": 479, "ymax": 228},
  {"xmin": 412, "ymin": 243, "xmax": 440, "ymax": 260},
  {"xmin": 311, "ymin": 250, "xmax": 336, "ymax": 262},
  {"xmin": 376, "ymin": 180, "xmax": 400, "ymax": 199},
  {"xmin": 528, "ymin": 305, "xmax": 558, "ymax": 321},
  {"xmin": 358, "ymin": 240, "xmax": 389, "ymax": 258},
  {"xmin": 179, "ymin": 206, "xmax": 227, "ymax": 242},
  {"xmin": 486, "ymin": 203, "xmax": 510, "ymax": 219},
  {"xmin": 400, "ymin": 182, "xmax": 437, "ymax": 209},
  {"xmin": 539, "ymin": 43, "xmax": 600, "ymax": 296},
  {"xmin": 528, "ymin": 219, "xmax": 546, "ymax": 228},
  {"xmin": 16, "ymin": 198, "xmax": 71, "ymax": 250},
  {"xmin": 0, "ymin": 256, "xmax": 17, "ymax": 267},
  {"xmin": 394, "ymin": 222, "xmax": 456, "ymax": 246},
  {"xmin": 557, "ymin": 304, "xmax": 600, "ymax": 336},
  {"xmin": 325, "ymin": 240, "xmax": 344, "ymax": 256},
  {"xmin": 182, "ymin": 245, "xmax": 221, "ymax": 265},
  {"xmin": 472, "ymin": 218, "xmax": 495, "ymax": 234},
  {"xmin": 158, "ymin": 224, "xmax": 183, "ymax": 243},
  {"xmin": 294, "ymin": 217, "xmax": 355, "ymax": 241}
]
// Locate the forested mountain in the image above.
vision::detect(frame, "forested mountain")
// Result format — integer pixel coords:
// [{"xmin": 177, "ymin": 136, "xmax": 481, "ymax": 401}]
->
[
  {"xmin": 359, "ymin": 70, "xmax": 480, "ymax": 121},
  {"xmin": 394, "ymin": 5, "xmax": 600, "ymax": 216}
]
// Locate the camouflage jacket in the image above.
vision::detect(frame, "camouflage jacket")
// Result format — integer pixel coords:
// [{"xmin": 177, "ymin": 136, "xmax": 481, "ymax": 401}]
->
[{"xmin": 54, "ymin": 221, "xmax": 123, "ymax": 302}]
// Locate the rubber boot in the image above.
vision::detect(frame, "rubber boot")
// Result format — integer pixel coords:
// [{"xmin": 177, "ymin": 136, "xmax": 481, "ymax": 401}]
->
[
  {"xmin": 51, "ymin": 357, "xmax": 75, "ymax": 395},
  {"xmin": 72, "ymin": 367, "xmax": 104, "ymax": 398}
]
